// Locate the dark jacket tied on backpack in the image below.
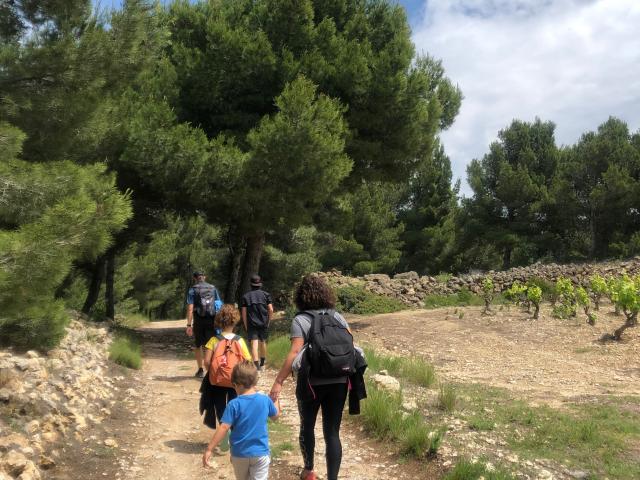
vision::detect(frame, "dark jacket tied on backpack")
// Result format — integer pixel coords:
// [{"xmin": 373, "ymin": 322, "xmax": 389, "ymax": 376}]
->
[{"xmin": 296, "ymin": 345, "xmax": 368, "ymax": 415}]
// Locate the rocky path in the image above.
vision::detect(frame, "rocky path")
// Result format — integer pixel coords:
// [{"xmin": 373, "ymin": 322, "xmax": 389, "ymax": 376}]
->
[{"xmin": 110, "ymin": 320, "xmax": 424, "ymax": 480}]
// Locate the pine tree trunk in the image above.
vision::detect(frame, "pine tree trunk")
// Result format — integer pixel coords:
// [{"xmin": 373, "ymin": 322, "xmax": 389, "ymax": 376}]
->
[
  {"xmin": 82, "ymin": 255, "xmax": 106, "ymax": 316},
  {"xmin": 225, "ymin": 233, "xmax": 246, "ymax": 304},
  {"xmin": 502, "ymin": 245, "xmax": 512, "ymax": 270},
  {"xmin": 105, "ymin": 249, "xmax": 115, "ymax": 321},
  {"xmin": 239, "ymin": 232, "xmax": 266, "ymax": 298}
]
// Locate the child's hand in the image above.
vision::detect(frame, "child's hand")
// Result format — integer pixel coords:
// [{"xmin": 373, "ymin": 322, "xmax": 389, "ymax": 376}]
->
[{"xmin": 203, "ymin": 449, "xmax": 213, "ymax": 468}]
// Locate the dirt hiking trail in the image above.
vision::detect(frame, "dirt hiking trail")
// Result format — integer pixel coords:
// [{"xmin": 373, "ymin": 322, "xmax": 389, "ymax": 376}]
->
[
  {"xmin": 104, "ymin": 320, "xmax": 428, "ymax": 480},
  {"xmin": 51, "ymin": 305, "xmax": 640, "ymax": 479}
]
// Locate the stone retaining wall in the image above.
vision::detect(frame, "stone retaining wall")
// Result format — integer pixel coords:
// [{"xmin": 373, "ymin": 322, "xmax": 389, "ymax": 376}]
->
[
  {"xmin": 0, "ymin": 317, "xmax": 120, "ymax": 480},
  {"xmin": 320, "ymin": 258, "xmax": 640, "ymax": 308}
]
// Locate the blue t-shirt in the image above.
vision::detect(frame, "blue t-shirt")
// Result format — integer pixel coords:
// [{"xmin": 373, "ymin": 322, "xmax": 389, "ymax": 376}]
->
[{"xmin": 220, "ymin": 393, "xmax": 278, "ymax": 458}]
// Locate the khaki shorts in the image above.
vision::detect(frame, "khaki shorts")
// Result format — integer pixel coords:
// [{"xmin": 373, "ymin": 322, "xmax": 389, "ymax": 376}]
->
[{"xmin": 231, "ymin": 455, "xmax": 270, "ymax": 480}]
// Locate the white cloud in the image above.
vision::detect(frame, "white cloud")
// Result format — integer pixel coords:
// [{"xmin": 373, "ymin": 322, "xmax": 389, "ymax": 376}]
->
[{"xmin": 412, "ymin": 0, "xmax": 640, "ymax": 195}]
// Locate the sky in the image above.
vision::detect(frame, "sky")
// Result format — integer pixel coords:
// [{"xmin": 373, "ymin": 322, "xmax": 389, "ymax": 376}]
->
[
  {"xmin": 96, "ymin": 1, "xmax": 640, "ymax": 196},
  {"xmin": 404, "ymin": 0, "xmax": 640, "ymax": 195}
]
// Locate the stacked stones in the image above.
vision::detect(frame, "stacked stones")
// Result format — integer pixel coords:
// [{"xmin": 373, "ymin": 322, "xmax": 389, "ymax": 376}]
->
[
  {"xmin": 0, "ymin": 318, "xmax": 117, "ymax": 480},
  {"xmin": 320, "ymin": 257, "xmax": 640, "ymax": 308}
]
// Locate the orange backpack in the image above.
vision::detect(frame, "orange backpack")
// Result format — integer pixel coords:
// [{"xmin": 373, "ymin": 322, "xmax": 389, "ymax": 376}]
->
[{"xmin": 208, "ymin": 334, "xmax": 245, "ymax": 388}]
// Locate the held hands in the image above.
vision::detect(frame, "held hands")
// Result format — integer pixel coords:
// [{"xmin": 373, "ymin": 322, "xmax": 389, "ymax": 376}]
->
[
  {"xmin": 269, "ymin": 379, "xmax": 282, "ymax": 402},
  {"xmin": 186, "ymin": 325, "xmax": 193, "ymax": 337}
]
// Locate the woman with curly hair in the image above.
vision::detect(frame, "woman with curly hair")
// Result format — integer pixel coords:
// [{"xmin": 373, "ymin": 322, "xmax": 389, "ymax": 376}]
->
[{"xmin": 269, "ymin": 274, "xmax": 351, "ymax": 480}]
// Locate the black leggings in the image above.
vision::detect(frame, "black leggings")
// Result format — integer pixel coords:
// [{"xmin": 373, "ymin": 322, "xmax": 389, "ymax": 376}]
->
[
  {"xmin": 210, "ymin": 385, "xmax": 237, "ymax": 422},
  {"xmin": 297, "ymin": 383, "xmax": 348, "ymax": 480}
]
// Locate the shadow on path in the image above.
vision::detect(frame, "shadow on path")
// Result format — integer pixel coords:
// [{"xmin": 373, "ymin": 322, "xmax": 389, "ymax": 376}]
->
[{"xmin": 164, "ymin": 439, "xmax": 208, "ymax": 454}]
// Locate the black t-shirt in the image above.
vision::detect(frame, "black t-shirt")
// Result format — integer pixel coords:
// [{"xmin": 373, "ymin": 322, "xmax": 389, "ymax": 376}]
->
[{"xmin": 241, "ymin": 288, "xmax": 272, "ymax": 328}]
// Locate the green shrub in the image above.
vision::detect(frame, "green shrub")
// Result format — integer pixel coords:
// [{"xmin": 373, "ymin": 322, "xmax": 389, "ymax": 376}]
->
[
  {"xmin": 436, "ymin": 272, "xmax": 453, "ymax": 283},
  {"xmin": 109, "ymin": 335, "xmax": 142, "ymax": 369},
  {"xmin": 527, "ymin": 277, "xmax": 558, "ymax": 303},
  {"xmin": 552, "ymin": 277, "xmax": 577, "ymax": 319},
  {"xmin": 423, "ymin": 288, "xmax": 484, "ymax": 309},
  {"xmin": 335, "ymin": 285, "xmax": 406, "ymax": 314},
  {"xmin": 526, "ymin": 285, "xmax": 542, "ymax": 319},
  {"xmin": 481, "ymin": 278, "xmax": 495, "ymax": 313}
]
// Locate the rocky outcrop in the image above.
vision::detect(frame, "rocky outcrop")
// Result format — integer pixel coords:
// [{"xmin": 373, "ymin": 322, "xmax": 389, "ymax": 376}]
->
[
  {"xmin": 0, "ymin": 317, "xmax": 118, "ymax": 480},
  {"xmin": 321, "ymin": 257, "xmax": 640, "ymax": 308}
]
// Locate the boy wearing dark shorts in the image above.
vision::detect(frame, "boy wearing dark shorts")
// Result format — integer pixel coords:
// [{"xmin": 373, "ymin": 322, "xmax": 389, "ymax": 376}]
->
[{"xmin": 241, "ymin": 275, "xmax": 273, "ymax": 371}]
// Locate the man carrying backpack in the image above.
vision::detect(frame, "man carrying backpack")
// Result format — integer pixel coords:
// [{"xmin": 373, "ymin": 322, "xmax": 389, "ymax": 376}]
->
[
  {"xmin": 240, "ymin": 274, "xmax": 273, "ymax": 371},
  {"xmin": 186, "ymin": 271, "xmax": 223, "ymax": 378}
]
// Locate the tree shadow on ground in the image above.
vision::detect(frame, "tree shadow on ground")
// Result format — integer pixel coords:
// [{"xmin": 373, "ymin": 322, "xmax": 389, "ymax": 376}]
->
[
  {"xmin": 151, "ymin": 375, "xmax": 200, "ymax": 383},
  {"xmin": 164, "ymin": 439, "xmax": 208, "ymax": 454}
]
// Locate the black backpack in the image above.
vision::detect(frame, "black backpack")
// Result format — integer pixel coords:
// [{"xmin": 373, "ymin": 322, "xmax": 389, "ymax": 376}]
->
[
  {"xmin": 193, "ymin": 282, "xmax": 219, "ymax": 318},
  {"xmin": 304, "ymin": 310, "xmax": 356, "ymax": 378}
]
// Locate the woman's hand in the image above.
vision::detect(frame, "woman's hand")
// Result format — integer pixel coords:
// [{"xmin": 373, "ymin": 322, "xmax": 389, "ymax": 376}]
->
[{"xmin": 269, "ymin": 380, "xmax": 282, "ymax": 402}]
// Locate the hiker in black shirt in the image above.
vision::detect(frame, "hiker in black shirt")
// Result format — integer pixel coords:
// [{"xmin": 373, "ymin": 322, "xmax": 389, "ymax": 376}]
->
[{"xmin": 240, "ymin": 274, "xmax": 273, "ymax": 371}]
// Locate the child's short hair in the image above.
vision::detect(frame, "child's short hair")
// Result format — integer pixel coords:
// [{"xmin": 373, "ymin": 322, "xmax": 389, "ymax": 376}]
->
[
  {"xmin": 231, "ymin": 361, "xmax": 258, "ymax": 389},
  {"xmin": 214, "ymin": 304, "xmax": 240, "ymax": 329}
]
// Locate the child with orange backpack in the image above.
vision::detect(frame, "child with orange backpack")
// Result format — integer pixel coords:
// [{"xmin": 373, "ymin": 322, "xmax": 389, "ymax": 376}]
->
[{"xmin": 200, "ymin": 304, "xmax": 252, "ymax": 450}]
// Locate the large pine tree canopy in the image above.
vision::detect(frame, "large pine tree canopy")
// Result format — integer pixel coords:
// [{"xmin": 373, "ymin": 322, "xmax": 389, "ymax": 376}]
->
[{"xmin": 1, "ymin": 0, "xmax": 639, "ymax": 349}]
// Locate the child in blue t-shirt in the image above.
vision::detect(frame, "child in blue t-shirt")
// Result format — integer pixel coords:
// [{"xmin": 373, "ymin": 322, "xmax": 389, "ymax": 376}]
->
[{"xmin": 203, "ymin": 361, "xmax": 280, "ymax": 480}]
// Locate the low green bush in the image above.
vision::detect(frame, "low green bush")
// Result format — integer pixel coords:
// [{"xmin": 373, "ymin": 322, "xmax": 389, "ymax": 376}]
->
[
  {"xmin": 527, "ymin": 277, "xmax": 558, "ymax": 302},
  {"xmin": 423, "ymin": 287, "xmax": 486, "ymax": 309},
  {"xmin": 109, "ymin": 335, "xmax": 142, "ymax": 369},
  {"xmin": 335, "ymin": 285, "xmax": 406, "ymax": 314}
]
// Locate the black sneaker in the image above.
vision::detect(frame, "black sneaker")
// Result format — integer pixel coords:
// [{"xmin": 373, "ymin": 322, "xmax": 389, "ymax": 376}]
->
[{"xmin": 195, "ymin": 368, "xmax": 204, "ymax": 378}]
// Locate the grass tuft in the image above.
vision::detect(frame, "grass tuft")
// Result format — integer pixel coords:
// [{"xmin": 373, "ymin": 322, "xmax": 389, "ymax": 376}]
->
[
  {"xmin": 361, "ymin": 381, "xmax": 443, "ymax": 458},
  {"xmin": 363, "ymin": 347, "xmax": 436, "ymax": 388},
  {"xmin": 438, "ymin": 384, "xmax": 458, "ymax": 412},
  {"xmin": 266, "ymin": 335, "xmax": 291, "ymax": 369},
  {"xmin": 443, "ymin": 459, "xmax": 515, "ymax": 480},
  {"xmin": 109, "ymin": 335, "xmax": 142, "ymax": 369}
]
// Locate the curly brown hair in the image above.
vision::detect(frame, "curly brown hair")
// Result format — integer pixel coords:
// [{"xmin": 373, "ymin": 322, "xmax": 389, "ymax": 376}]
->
[
  {"xmin": 214, "ymin": 304, "xmax": 240, "ymax": 329},
  {"xmin": 294, "ymin": 274, "xmax": 336, "ymax": 310}
]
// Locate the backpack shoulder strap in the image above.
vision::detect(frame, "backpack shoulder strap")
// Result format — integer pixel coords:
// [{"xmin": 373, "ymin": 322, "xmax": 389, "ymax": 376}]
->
[{"xmin": 212, "ymin": 335, "xmax": 228, "ymax": 355}]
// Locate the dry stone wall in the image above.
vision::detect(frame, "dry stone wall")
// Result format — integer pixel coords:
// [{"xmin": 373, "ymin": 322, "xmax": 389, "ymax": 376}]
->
[
  {"xmin": 321, "ymin": 258, "xmax": 640, "ymax": 308},
  {"xmin": 0, "ymin": 317, "xmax": 121, "ymax": 480}
]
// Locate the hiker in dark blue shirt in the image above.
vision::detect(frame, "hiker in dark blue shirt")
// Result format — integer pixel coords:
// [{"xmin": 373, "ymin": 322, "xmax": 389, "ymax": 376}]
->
[
  {"xmin": 240, "ymin": 275, "xmax": 273, "ymax": 371},
  {"xmin": 186, "ymin": 271, "xmax": 222, "ymax": 378}
]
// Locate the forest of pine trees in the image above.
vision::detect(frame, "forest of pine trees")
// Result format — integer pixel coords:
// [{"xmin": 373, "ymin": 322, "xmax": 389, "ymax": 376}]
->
[{"xmin": 1, "ymin": 0, "xmax": 639, "ymax": 348}]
